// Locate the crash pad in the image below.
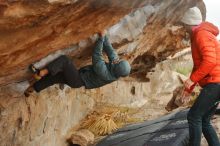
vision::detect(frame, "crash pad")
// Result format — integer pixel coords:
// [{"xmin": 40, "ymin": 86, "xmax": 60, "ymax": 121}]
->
[{"xmin": 97, "ymin": 109, "xmax": 189, "ymax": 146}]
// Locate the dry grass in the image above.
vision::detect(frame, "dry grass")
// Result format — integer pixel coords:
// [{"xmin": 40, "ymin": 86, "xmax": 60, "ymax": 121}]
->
[{"xmin": 80, "ymin": 104, "xmax": 143, "ymax": 136}]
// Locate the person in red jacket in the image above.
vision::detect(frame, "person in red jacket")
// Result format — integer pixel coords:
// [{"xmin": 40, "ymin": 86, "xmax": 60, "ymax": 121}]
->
[{"xmin": 180, "ymin": 7, "xmax": 220, "ymax": 146}]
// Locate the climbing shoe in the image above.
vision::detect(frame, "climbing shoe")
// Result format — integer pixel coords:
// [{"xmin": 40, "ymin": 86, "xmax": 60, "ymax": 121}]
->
[
  {"xmin": 29, "ymin": 64, "xmax": 41, "ymax": 80},
  {"xmin": 24, "ymin": 86, "xmax": 34, "ymax": 97},
  {"xmin": 29, "ymin": 64, "xmax": 40, "ymax": 74}
]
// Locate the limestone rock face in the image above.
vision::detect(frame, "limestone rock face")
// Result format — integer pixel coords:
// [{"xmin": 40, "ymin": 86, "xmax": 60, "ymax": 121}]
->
[
  {"xmin": 0, "ymin": 0, "xmax": 205, "ymax": 85},
  {"xmin": 0, "ymin": 49, "xmax": 194, "ymax": 146},
  {"xmin": 0, "ymin": 48, "xmax": 190, "ymax": 146},
  {"xmin": 0, "ymin": 81, "xmax": 150, "ymax": 146},
  {"xmin": 0, "ymin": 0, "xmax": 208, "ymax": 146}
]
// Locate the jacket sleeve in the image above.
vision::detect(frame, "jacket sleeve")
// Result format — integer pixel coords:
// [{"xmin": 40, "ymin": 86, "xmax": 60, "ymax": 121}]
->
[
  {"xmin": 103, "ymin": 36, "xmax": 119, "ymax": 62},
  {"xmin": 190, "ymin": 32, "xmax": 217, "ymax": 83},
  {"xmin": 92, "ymin": 37, "xmax": 114, "ymax": 80}
]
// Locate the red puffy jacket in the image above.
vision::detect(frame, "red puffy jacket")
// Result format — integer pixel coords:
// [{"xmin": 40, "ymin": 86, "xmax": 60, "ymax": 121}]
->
[{"xmin": 190, "ymin": 22, "xmax": 220, "ymax": 87}]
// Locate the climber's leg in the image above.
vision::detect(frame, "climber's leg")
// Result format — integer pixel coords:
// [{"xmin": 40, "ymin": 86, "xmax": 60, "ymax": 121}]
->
[
  {"xmin": 46, "ymin": 55, "xmax": 71, "ymax": 76},
  {"xmin": 34, "ymin": 72, "xmax": 65, "ymax": 92},
  {"xmin": 46, "ymin": 55, "xmax": 84, "ymax": 88},
  {"xmin": 24, "ymin": 72, "xmax": 65, "ymax": 97}
]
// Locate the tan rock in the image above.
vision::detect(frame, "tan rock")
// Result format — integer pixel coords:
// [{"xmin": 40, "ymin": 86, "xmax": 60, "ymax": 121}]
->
[{"xmin": 69, "ymin": 129, "xmax": 94, "ymax": 146}]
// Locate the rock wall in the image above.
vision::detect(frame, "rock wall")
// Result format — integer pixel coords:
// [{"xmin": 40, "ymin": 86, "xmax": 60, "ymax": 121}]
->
[
  {"xmin": 0, "ymin": 0, "xmax": 205, "ymax": 85},
  {"xmin": 0, "ymin": 81, "xmax": 149, "ymax": 146},
  {"xmin": 0, "ymin": 50, "xmax": 191, "ymax": 146},
  {"xmin": 0, "ymin": 0, "xmax": 206, "ymax": 146}
]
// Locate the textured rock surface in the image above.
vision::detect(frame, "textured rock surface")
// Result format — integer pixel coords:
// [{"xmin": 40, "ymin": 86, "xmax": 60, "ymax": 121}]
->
[
  {"xmin": 0, "ymin": 0, "xmax": 205, "ymax": 85},
  {"xmin": 1, "ymin": 49, "xmax": 219, "ymax": 146},
  {"xmin": 0, "ymin": 80, "xmax": 153, "ymax": 146},
  {"xmin": 0, "ymin": 49, "xmax": 192, "ymax": 146},
  {"xmin": 0, "ymin": 48, "xmax": 219, "ymax": 146}
]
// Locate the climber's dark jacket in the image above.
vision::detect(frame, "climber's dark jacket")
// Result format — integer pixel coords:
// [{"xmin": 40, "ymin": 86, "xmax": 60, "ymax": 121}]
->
[
  {"xmin": 79, "ymin": 36, "xmax": 122, "ymax": 89},
  {"xmin": 33, "ymin": 36, "xmax": 131, "ymax": 92}
]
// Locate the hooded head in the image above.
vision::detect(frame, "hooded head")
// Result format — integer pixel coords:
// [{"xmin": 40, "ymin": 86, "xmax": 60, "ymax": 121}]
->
[
  {"xmin": 194, "ymin": 22, "xmax": 219, "ymax": 36},
  {"xmin": 181, "ymin": 7, "xmax": 202, "ymax": 26},
  {"xmin": 114, "ymin": 60, "xmax": 131, "ymax": 78}
]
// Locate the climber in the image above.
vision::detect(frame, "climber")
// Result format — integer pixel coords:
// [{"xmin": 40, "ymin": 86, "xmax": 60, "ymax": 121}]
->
[
  {"xmin": 24, "ymin": 30, "xmax": 131, "ymax": 97},
  {"xmin": 180, "ymin": 7, "xmax": 220, "ymax": 146}
]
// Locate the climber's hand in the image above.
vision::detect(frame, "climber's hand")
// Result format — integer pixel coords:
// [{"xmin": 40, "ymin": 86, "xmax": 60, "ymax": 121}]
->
[
  {"xmin": 184, "ymin": 78, "xmax": 194, "ymax": 91},
  {"xmin": 98, "ymin": 30, "xmax": 107, "ymax": 38},
  {"xmin": 112, "ymin": 58, "xmax": 120, "ymax": 64},
  {"xmin": 180, "ymin": 89, "xmax": 191, "ymax": 104}
]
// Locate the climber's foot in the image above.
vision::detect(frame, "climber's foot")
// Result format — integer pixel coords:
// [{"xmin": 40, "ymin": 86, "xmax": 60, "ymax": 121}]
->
[
  {"xmin": 29, "ymin": 64, "xmax": 40, "ymax": 74},
  {"xmin": 24, "ymin": 85, "xmax": 34, "ymax": 97},
  {"xmin": 29, "ymin": 64, "xmax": 41, "ymax": 80}
]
